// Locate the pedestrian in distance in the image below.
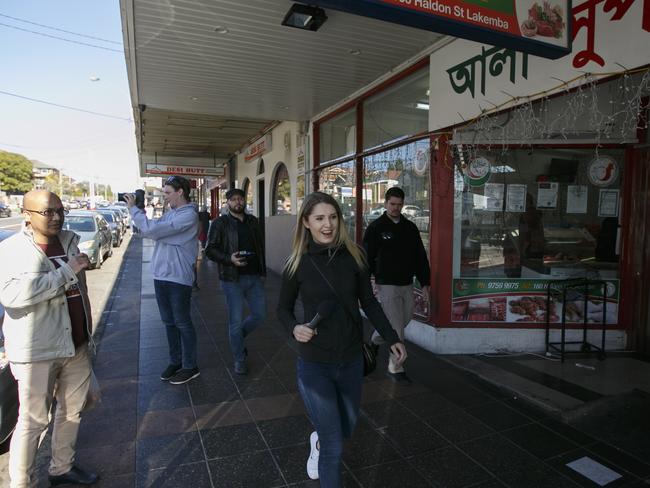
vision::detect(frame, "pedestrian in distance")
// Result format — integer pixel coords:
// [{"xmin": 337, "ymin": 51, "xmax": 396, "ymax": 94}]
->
[
  {"xmin": 125, "ymin": 176, "xmax": 201, "ymax": 385},
  {"xmin": 277, "ymin": 191, "xmax": 406, "ymax": 487},
  {"xmin": 362, "ymin": 186, "xmax": 430, "ymax": 384},
  {"xmin": 0, "ymin": 190, "xmax": 98, "ymax": 488},
  {"xmin": 205, "ymin": 188, "xmax": 266, "ymax": 375},
  {"xmin": 197, "ymin": 205, "xmax": 211, "ymax": 250}
]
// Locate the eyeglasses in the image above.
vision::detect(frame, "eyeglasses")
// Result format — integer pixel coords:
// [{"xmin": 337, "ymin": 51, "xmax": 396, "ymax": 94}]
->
[
  {"xmin": 165, "ymin": 176, "xmax": 182, "ymax": 185},
  {"xmin": 24, "ymin": 208, "xmax": 69, "ymax": 218}
]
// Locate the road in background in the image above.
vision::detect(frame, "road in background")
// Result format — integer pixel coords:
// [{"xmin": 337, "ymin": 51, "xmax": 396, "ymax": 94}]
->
[
  {"xmin": 0, "ymin": 230, "xmax": 133, "ymax": 484},
  {"xmin": 0, "ymin": 216, "xmax": 22, "ymax": 231}
]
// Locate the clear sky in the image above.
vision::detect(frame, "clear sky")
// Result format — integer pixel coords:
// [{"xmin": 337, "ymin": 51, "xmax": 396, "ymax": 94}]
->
[{"xmin": 0, "ymin": 0, "xmax": 140, "ymax": 192}]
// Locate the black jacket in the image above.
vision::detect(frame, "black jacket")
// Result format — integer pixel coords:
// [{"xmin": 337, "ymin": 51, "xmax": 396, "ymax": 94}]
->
[
  {"xmin": 363, "ymin": 213, "xmax": 431, "ymax": 286},
  {"xmin": 205, "ymin": 212, "xmax": 266, "ymax": 281},
  {"xmin": 277, "ymin": 240, "xmax": 400, "ymax": 364}
]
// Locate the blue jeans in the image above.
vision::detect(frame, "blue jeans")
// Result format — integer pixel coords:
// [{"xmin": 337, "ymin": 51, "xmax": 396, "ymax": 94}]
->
[
  {"xmin": 297, "ymin": 354, "xmax": 363, "ymax": 488},
  {"xmin": 154, "ymin": 280, "xmax": 197, "ymax": 369},
  {"xmin": 221, "ymin": 275, "xmax": 266, "ymax": 363}
]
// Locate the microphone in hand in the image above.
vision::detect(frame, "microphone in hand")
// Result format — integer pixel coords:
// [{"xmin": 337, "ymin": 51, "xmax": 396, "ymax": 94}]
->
[{"xmin": 307, "ymin": 300, "xmax": 337, "ymax": 329}]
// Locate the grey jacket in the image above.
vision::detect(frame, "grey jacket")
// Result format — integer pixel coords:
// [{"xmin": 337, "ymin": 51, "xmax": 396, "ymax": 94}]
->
[
  {"xmin": 0, "ymin": 227, "xmax": 93, "ymax": 362},
  {"xmin": 130, "ymin": 203, "xmax": 199, "ymax": 286}
]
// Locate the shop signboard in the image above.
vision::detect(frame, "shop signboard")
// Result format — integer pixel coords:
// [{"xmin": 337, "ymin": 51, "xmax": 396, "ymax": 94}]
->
[
  {"xmin": 452, "ymin": 278, "xmax": 619, "ymax": 324},
  {"xmin": 429, "ymin": 0, "xmax": 650, "ymax": 130},
  {"xmin": 145, "ymin": 164, "xmax": 224, "ymax": 177},
  {"xmin": 244, "ymin": 134, "xmax": 273, "ymax": 162},
  {"xmin": 310, "ymin": 0, "xmax": 571, "ymax": 58}
]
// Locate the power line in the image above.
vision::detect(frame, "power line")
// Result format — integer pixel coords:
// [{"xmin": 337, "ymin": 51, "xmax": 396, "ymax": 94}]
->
[
  {"xmin": 0, "ymin": 89, "xmax": 133, "ymax": 122},
  {"xmin": 0, "ymin": 13, "xmax": 122, "ymax": 44},
  {"xmin": 0, "ymin": 22, "xmax": 123, "ymax": 53}
]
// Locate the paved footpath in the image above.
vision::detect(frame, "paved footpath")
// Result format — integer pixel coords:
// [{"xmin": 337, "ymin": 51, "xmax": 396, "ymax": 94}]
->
[{"xmin": 5, "ymin": 236, "xmax": 650, "ymax": 487}]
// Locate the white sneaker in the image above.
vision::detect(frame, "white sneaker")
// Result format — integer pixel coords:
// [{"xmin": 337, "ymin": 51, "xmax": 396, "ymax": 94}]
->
[{"xmin": 307, "ymin": 431, "xmax": 319, "ymax": 480}]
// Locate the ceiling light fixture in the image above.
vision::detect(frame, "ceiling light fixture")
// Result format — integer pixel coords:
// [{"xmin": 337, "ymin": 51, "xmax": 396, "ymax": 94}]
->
[
  {"xmin": 416, "ymin": 102, "xmax": 430, "ymax": 110},
  {"xmin": 214, "ymin": 26, "xmax": 229, "ymax": 34},
  {"xmin": 190, "ymin": 96, "xmax": 199, "ymax": 102},
  {"xmin": 281, "ymin": 4, "xmax": 327, "ymax": 31},
  {"xmin": 348, "ymin": 49, "xmax": 361, "ymax": 56}
]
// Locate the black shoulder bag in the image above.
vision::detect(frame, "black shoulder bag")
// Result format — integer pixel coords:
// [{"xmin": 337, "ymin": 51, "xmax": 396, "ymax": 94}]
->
[{"xmin": 308, "ymin": 256, "xmax": 377, "ymax": 376}]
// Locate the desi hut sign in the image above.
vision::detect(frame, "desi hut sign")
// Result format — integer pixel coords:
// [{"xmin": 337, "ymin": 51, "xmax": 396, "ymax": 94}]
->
[
  {"xmin": 429, "ymin": 0, "xmax": 650, "ymax": 130},
  {"xmin": 310, "ymin": 0, "xmax": 571, "ymax": 58}
]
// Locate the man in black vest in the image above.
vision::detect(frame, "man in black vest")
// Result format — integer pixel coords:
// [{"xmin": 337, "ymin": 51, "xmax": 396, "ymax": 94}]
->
[
  {"xmin": 363, "ymin": 187, "xmax": 430, "ymax": 383},
  {"xmin": 205, "ymin": 188, "xmax": 266, "ymax": 375}
]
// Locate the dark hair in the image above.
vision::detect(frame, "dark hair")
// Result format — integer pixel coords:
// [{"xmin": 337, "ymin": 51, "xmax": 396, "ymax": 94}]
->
[
  {"xmin": 226, "ymin": 188, "xmax": 245, "ymax": 200},
  {"xmin": 384, "ymin": 187, "xmax": 405, "ymax": 201},
  {"xmin": 164, "ymin": 176, "xmax": 191, "ymax": 201}
]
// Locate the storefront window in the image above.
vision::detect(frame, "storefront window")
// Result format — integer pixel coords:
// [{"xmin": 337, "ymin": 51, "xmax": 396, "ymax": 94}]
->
[
  {"xmin": 363, "ymin": 139, "xmax": 431, "ymax": 316},
  {"xmin": 242, "ymin": 178, "xmax": 253, "ymax": 214},
  {"xmin": 318, "ymin": 161, "xmax": 356, "ymax": 238},
  {"xmin": 363, "ymin": 67, "xmax": 429, "ymax": 150},
  {"xmin": 272, "ymin": 163, "xmax": 291, "ymax": 215},
  {"xmin": 319, "ymin": 108, "xmax": 356, "ymax": 163},
  {"xmin": 452, "ymin": 147, "xmax": 623, "ymax": 324}
]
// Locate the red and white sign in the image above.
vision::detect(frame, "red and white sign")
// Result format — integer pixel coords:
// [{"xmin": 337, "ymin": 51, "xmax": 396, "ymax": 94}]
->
[
  {"xmin": 145, "ymin": 164, "xmax": 224, "ymax": 177},
  {"xmin": 244, "ymin": 134, "xmax": 273, "ymax": 162}
]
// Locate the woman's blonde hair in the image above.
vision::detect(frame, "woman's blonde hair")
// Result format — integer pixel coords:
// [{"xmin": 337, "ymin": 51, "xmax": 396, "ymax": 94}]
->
[{"xmin": 284, "ymin": 192, "xmax": 366, "ymax": 277}]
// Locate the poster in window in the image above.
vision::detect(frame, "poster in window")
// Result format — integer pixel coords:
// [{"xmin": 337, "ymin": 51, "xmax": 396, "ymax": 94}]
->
[
  {"xmin": 566, "ymin": 185, "xmax": 588, "ymax": 214},
  {"xmin": 537, "ymin": 182, "xmax": 558, "ymax": 209},
  {"xmin": 506, "ymin": 184, "xmax": 527, "ymax": 212},
  {"xmin": 484, "ymin": 183, "xmax": 504, "ymax": 211},
  {"xmin": 598, "ymin": 189, "xmax": 619, "ymax": 217}
]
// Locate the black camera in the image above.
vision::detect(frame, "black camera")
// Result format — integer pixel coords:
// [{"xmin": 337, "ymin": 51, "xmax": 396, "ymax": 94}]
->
[{"xmin": 117, "ymin": 190, "xmax": 145, "ymax": 209}]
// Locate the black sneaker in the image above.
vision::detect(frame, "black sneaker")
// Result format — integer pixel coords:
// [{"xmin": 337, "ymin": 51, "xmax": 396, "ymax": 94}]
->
[
  {"xmin": 160, "ymin": 364, "xmax": 182, "ymax": 381},
  {"xmin": 234, "ymin": 361, "xmax": 248, "ymax": 375},
  {"xmin": 387, "ymin": 372, "xmax": 412, "ymax": 384},
  {"xmin": 169, "ymin": 367, "xmax": 201, "ymax": 385}
]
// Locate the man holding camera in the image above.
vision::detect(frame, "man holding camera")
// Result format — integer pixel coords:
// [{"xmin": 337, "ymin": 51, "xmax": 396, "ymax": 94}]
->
[
  {"xmin": 125, "ymin": 177, "xmax": 200, "ymax": 385},
  {"xmin": 206, "ymin": 188, "xmax": 266, "ymax": 375}
]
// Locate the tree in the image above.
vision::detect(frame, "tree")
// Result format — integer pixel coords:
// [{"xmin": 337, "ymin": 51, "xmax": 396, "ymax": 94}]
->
[{"xmin": 0, "ymin": 151, "xmax": 33, "ymax": 193}]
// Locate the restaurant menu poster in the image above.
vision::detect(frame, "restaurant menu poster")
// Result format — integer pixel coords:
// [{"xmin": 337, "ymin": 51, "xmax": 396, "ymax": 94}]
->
[
  {"xmin": 566, "ymin": 185, "xmax": 588, "ymax": 214},
  {"xmin": 506, "ymin": 184, "xmax": 526, "ymax": 212},
  {"xmin": 484, "ymin": 183, "xmax": 505, "ymax": 211},
  {"xmin": 537, "ymin": 182, "xmax": 558, "ymax": 209},
  {"xmin": 598, "ymin": 189, "xmax": 619, "ymax": 217}
]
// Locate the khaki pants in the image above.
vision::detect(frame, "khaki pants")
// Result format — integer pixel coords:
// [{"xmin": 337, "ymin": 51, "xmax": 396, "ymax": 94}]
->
[
  {"xmin": 371, "ymin": 284, "xmax": 413, "ymax": 374},
  {"xmin": 9, "ymin": 344, "xmax": 91, "ymax": 488}
]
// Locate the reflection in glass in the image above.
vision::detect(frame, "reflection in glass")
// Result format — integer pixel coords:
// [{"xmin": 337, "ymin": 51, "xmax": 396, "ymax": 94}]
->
[
  {"xmin": 318, "ymin": 161, "xmax": 356, "ymax": 238},
  {"xmin": 452, "ymin": 147, "xmax": 624, "ymax": 280},
  {"xmin": 296, "ymin": 174, "xmax": 305, "ymax": 211},
  {"xmin": 243, "ymin": 178, "xmax": 254, "ymax": 215},
  {"xmin": 362, "ymin": 139, "xmax": 431, "ymax": 316},
  {"xmin": 319, "ymin": 109, "xmax": 356, "ymax": 163},
  {"xmin": 272, "ymin": 164, "xmax": 292, "ymax": 215},
  {"xmin": 363, "ymin": 67, "xmax": 429, "ymax": 150}
]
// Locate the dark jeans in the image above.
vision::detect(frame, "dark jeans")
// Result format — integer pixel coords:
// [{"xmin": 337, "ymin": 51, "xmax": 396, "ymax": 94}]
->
[
  {"xmin": 297, "ymin": 354, "xmax": 363, "ymax": 488},
  {"xmin": 154, "ymin": 279, "xmax": 197, "ymax": 369},
  {"xmin": 221, "ymin": 275, "xmax": 266, "ymax": 363}
]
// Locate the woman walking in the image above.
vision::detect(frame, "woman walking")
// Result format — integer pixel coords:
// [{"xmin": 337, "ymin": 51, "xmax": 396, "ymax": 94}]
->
[{"xmin": 277, "ymin": 192, "xmax": 406, "ymax": 487}]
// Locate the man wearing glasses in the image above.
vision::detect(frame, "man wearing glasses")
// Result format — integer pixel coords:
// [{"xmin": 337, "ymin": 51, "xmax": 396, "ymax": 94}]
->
[
  {"xmin": 206, "ymin": 188, "xmax": 266, "ymax": 375},
  {"xmin": 0, "ymin": 190, "xmax": 98, "ymax": 487},
  {"xmin": 125, "ymin": 176, "xmax": 200, "ymax": 385}
]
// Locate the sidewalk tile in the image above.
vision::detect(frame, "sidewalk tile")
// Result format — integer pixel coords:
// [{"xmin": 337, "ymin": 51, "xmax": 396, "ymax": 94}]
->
[
  {"xmin": 194, "ymin": 401, "xmax": 253, "ymax": 429},
  {"xmin": 137, "ymin": 407, "xmax": 197, "ymax": 439},
  {"xmin": 382, "ymin": 420, "xmax": 448, "ymax": 455},
  {"xmin": 246, "ymin": 393, "xmax": 306, "ymax": 421},
  {"xmin": 502, "ymin": 423, "xmax": 579, "ymax": 460},
  {"xmin": 411, "ymin": 446, "xmax": 493, "ymax": 488},
  {"xmin": 353, "ymin": 460, "xmax": 430, "ymax": 488},
  {"xmin": 342, "ymin": 428, "xmax": 401, "ymax": 469},
  {"xmin": 208, "ymin": 451, "xmax": 284, "ymax": 487},
  {"xmin": 466, "ymin": 400, "xmax": 535, "ymax": 431},
  {"xmin": 201, "ymin": 422, "xmax": 267, "ymax": 459},
  {"xmin": 136, "ymin": 432, "xmax": 204, "ymax": 471},
  {"xmin": 258, "ymin": 415, "xmax": 313, "ymax": 448},
  {"xmin": 136, "ymin": 462, "xmax": 212, "ymax": 488}
]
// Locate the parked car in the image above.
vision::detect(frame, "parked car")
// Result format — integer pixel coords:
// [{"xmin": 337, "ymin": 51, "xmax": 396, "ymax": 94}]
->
[
  {"xmin": 63, "ymin": 212, "xmax": 112, "ymax": 269},
  {"xmin": 108, "ymin": 205, "xmax": 131, "ymax": 229},
  {"xmin": 95, "ymin": 209, "xmax": 124, "ymax": 247},
  {"xmin": 0, "ymin": 229, "xmax": 19, "ymax": 444},
  {"xmin": 0, "ymin": 204, "xmax": 12, "ymax": 218}
]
